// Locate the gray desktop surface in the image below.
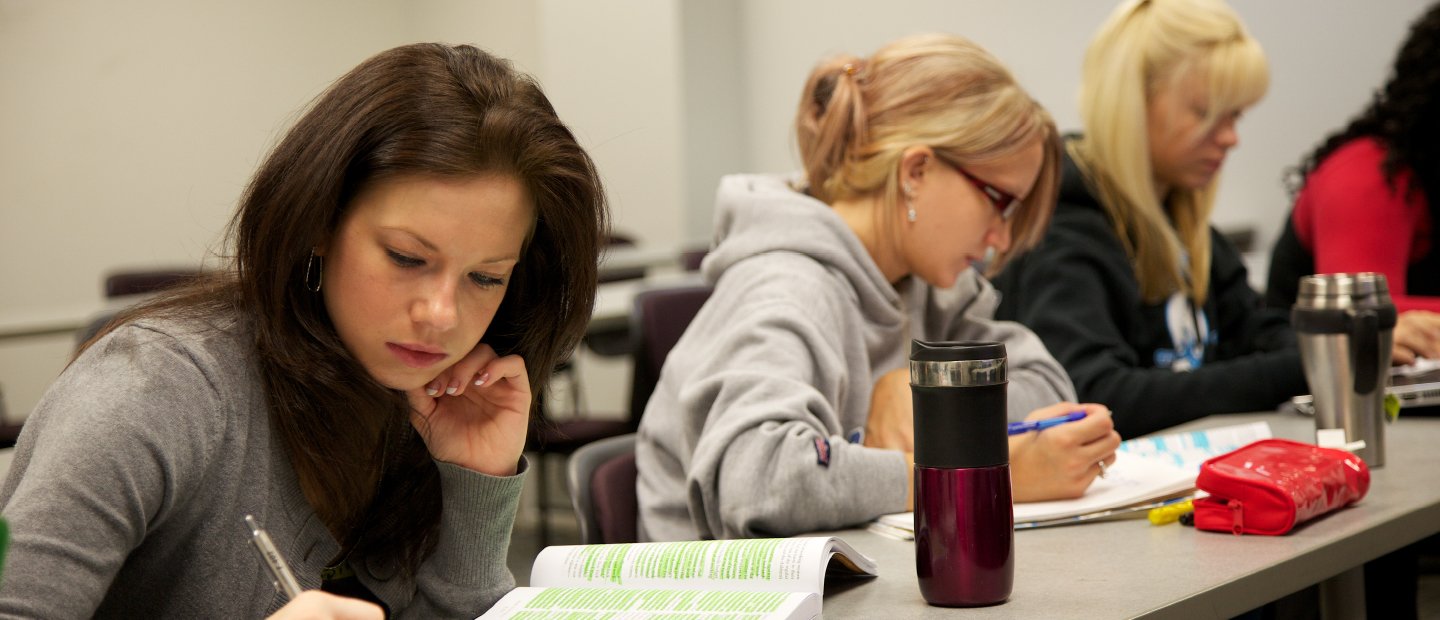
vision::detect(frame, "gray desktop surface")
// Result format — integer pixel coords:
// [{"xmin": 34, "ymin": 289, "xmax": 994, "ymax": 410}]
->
[{"xmin": 820, "ymin": 411, "xmax": 1440, "ymax": 619}]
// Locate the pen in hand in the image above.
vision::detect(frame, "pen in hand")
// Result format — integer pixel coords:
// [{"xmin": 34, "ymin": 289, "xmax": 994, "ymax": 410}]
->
[
  {"xmin": 246, "ymin": 514, "xmax": 303, "ymax": 600},
  {"xmin": 1007, "ymin": 411, "xmax": 1088, "ymax": 436}
]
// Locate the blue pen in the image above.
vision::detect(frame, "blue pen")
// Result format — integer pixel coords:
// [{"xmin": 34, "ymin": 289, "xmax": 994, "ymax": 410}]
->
[{"xmin": 1007, "ymin": 411, "xmax": 1087, "ymax": 436}]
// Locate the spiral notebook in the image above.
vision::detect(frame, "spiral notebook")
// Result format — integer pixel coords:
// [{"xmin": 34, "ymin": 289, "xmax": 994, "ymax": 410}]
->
[{"xmin": 876, "ymin": 421, "xmax": 1272, "ymax": 530}]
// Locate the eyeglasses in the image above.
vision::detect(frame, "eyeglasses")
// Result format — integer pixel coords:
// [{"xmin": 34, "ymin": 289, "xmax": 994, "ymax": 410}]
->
[{"xmin": 939, "ymin": 159, "xmax": 1021, "ymax": 221}]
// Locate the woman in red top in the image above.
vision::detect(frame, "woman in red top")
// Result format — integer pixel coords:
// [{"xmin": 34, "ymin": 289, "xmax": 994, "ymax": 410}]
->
[{"xmin": 1267, "ymin": 3, "xmax": 1440, "ymax": 364}]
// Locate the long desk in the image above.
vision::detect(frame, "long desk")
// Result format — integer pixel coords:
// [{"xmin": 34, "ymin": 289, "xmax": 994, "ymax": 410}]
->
[{"xmin": 820, "ymin": 412, "xmax": 1440, "ymax": 619}]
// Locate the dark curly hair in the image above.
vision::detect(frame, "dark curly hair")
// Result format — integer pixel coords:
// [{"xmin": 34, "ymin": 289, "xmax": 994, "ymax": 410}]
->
[{"xmin": 1289, "ymin": 2, "xmax": 1440, "ymax": 215}]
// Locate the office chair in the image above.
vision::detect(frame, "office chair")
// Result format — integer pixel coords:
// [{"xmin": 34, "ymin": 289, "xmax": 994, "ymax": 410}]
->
[
  {"xmin": 0, "ymin": 268, "xmax": 205, "ymax": 449},
  {"xmin": 103, "ymin": 269, "xmax": 200, "ymax": 298},
  {"xmin": 679, "ymin": 248, "xmax": 707, "ymax": 272},
  {"xmin": 566, "ymin": 433, "xmax": 637, "ymax": 544},
  {"xmin": 528, "ymin": 283, "xmax": 711, "ymax": 543},
  {"xmin": 76, "ymin": 268, "xmax": 203, "ymax": 348},
  {"xmin": 625, "ymin": 285, "xmax": 711, "ymax": 423}
]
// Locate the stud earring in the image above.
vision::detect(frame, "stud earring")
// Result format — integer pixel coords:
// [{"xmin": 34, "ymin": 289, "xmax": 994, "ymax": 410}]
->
[{"xmin": 305, "ymin": 250, "xmax": 323, "ymax": 293}]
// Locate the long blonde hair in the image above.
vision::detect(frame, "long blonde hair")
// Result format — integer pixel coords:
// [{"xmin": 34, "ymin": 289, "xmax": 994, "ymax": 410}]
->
[
  {"xmin": 1074, "ymin": 0, "xmax": 1268, "ymax": 303},
  {"xmin": 794, "ymin": 33, "xmax": 1061, "ymax": 272}
]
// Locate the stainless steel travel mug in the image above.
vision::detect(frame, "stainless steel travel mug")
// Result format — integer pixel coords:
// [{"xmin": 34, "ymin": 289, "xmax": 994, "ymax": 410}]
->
[
  {"xmin": 910, "ymin": 340, "xmax": 1013, "ymax": 607},
  {"xmin": 1293, "ymin": 273, "xmax": 1396, "ymax": 467}
]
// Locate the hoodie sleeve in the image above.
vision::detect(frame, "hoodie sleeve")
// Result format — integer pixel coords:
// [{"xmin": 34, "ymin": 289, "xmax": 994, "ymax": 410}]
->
[
  {"xmin": 672, "ymin": 261, "xmax": 910, "ymax": 540},
  {"xmin": 994, "ymin": 207, "xmax": 1307, "ymax": 438},
  {"xmin": 939, "ymin": 273, "xmax": 1077, "ymax": 422}
]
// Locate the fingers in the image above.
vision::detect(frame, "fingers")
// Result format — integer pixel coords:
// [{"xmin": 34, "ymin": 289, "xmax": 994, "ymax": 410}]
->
[
  {"xmin": 267, "ymin": 590, "xmax": 384, "ymax": 620},
  {"xmin": 1009, "ymin": 403, "xmax": 1121, "ymax": 501},
  {"xmin": 864, "ymin": 367, "xmax": 916, "ymax": 452},
  {"xmin": 424, "ymin": 343, "xmax": 500, "ymax": 398},
  {"xmin": 476, "ymin": 353, "xmax": 531, "ymax": 398},
  {"xmin": 1025, "ymin": 403, "xmax": 1116, "ymax": 446},
  {"xmin": 1021, "ymin": 401, "xmax": 1081, "ymax": 422},
  {"xmin": 1035, "ymin": 403, "xmax": 1118, "ymax": 485},
  {"xmin": 1393, "ymin": 345, "xmax": 1418, "ymax": 367},
  {"xmin": 1394, "ymin": 311, "xmax": 1440, "ymax": 364}
]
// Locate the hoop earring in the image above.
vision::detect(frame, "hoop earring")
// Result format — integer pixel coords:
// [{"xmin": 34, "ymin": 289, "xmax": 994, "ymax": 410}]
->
[{"xmin": 305, "ymin": 250, "xmax": 323, "ymax": 293}]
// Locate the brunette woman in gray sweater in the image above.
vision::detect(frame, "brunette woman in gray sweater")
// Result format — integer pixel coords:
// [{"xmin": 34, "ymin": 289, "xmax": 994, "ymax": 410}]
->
[{"xmin": 0, "ymin": 43, "xmax": 606, "ymax": 619}]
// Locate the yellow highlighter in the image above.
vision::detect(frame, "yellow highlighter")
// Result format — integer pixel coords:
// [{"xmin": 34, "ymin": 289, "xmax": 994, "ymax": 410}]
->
[{"xmin": 1148, "ymin": 500, "xmax": 1194, "ymax": 526}]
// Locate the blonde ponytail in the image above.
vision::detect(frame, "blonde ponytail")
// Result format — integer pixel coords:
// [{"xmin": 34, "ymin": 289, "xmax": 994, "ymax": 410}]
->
[
  {"xmin": 791, "ymin": 34, "xmax": 1062, "ymax": 270},
  {"xmin": 796, "ymin": 56, "xmax": 868, "ymax": 203}
]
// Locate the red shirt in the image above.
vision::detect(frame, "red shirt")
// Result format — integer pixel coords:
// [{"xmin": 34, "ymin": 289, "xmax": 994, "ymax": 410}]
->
[{"xmin": 1292, "ymin": 137, "xmax": 1440, "ymax": 312}]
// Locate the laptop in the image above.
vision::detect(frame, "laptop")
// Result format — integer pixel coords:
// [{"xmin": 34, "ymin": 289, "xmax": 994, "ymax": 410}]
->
[
  {"xmin": 1289, "ymin": 362, "xmax": 1440, "ymax": 413},
  {"xmin": 1389, "ymin": 366, "xmax": 1440, "ymax": 409}
]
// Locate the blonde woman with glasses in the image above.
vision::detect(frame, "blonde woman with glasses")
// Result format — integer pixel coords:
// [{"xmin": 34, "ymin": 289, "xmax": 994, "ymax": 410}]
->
[
  {"xmin": 636, "ymin": 34, "xmax": 1120, "ymax": 542},
  {"xmin": 994, "ymin": 0, "xmax": 1306, "ymax": 439}
]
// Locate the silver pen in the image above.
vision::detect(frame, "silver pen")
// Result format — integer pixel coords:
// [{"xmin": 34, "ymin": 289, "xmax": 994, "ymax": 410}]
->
[{"xmin": 245, "ymin": 514, "xmax": 303, "ymax": 600}]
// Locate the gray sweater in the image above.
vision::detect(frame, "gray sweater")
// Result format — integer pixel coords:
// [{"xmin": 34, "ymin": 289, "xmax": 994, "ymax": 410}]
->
[
  {"xmin": 635, "ymin": 174, "xmax": 1075, "ymax": 542},
  {"xmin": 0, "ymin": 313, "xmax": 523, "ymax": 618}
]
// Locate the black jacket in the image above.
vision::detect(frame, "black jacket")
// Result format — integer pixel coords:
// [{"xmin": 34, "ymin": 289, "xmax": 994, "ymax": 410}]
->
[{"xmin": 993, "ymin": 147, "xmax": 1307, "ymax": 437}]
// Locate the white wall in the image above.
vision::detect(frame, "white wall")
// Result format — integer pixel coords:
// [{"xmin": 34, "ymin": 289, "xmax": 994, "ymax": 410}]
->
[
  {"xmin": 0, "ymin": 1, "xmax": 411, "ymax": 317},
  {"xmin": 535, "ymin": 0, "xmax": 687, "ymax": 247},
  {"xmin": 0, "ymin": 0, "xmax": 1432, "ymax": 422},
  {"xmin": 0, "ymin": 0, "xmax": 411, "ymax": 421}
]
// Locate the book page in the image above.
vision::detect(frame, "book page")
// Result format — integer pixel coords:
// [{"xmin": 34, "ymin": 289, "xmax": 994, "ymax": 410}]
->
[
  {"xmin": 476, "ymin": 587, "xmax": 819, "ymax": 620},
  {"xmin": 529, "ymin": 537, "xmax": 874, "ymax": 596},
  {"xmin": 1115, "ymin": 421, "xmax": 1271, "ymax": 472},
  {"xmin": 877, "ymin": 421, "xmax": 1272, "ymax": 529}
]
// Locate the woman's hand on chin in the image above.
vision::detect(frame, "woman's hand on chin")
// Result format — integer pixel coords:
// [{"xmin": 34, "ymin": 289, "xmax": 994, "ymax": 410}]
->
[{"xmin": 404, "ymin": 343, "xmax": 530, "ymax": 476}]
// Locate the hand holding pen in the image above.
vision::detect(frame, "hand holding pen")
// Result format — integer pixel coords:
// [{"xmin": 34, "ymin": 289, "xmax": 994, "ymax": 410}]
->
[
  {"xmin": 247, "ymin": 515, "xmax": 382, "ymax": 620},
  {"xmin": 1008, "ymin": 403, "xmax": 1121, "ymax": 503},
  {"xmin": 267, "ymin": 592, "xmax": 382, "ymax": 620}
]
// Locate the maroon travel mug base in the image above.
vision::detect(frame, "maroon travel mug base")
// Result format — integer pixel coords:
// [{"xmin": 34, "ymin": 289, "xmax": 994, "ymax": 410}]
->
[{"xmin": 914, "ymin": 463, "xmax": 1014, "ymax": 607}]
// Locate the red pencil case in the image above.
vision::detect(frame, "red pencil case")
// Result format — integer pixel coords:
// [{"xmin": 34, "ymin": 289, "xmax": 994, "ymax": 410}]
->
[{"xmin": 1193, "ymin": 438, "xmax": 1370, "ymax": 536}]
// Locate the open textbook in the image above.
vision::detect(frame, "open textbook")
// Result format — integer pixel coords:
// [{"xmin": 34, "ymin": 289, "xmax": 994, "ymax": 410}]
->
[
  {"xmin": 877, "ymin": 421, "xmax": 1272, "ymax": 532},
  {"xmin": 477, "ymin": 536, "xmax": 877, "ymax": 620}
]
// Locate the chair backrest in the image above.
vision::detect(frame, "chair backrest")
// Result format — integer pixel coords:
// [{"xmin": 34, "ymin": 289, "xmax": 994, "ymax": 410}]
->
[
  {"xmin": 680, "ymin": 248, "xmax": 707, "ymax": 272},
  {"xmin": 598, "ymin": 233, "xmax": 647, "ymax": 284},
  {"xmin": 82, "ymin": 269, "xmax": 202, "ymax": 348},
  {"xmin": 628, "ymin": 285, "xmax": 712, "ymax": 423},
  {"xmin": 104, "ymin": 268, "xmax": 201, "ymax": 298},
  {"xmin": 567, "ymin": 433, "xmax": 637, "ymax": 544}
]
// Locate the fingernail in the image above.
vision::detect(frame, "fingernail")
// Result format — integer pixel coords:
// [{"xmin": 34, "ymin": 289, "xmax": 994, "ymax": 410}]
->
[
  {"xmin": 425, "ymin": 383, "xmax": 439, "ymax": 396},
  {"xmin": 475, "ymin": 372, "xmax": 490, "ymax": 386},
  {"xmin": 445, "ymin": 385, "xmax": 458, "ymax": 395}
]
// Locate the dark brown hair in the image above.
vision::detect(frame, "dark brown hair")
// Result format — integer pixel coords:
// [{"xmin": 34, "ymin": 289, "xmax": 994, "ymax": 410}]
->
[{"xmin": 82, "ymin": 43, "xmax": 606, "ymax": 578}]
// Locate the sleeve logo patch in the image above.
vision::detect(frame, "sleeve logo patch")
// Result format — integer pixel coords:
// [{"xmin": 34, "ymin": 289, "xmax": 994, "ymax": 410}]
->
[{"xmin": 814, "ymin": 437, "xmax": 831, "ymax": 467}]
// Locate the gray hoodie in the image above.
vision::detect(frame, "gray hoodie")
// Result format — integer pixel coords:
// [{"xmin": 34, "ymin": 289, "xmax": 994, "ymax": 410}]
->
[{"xmin": 635, "ymin": 173, "xmax": 1074, "ymax": 541}]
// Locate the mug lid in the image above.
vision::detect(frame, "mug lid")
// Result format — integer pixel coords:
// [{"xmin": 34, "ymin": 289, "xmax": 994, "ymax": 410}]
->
[
  {"xmin": 910, "ymin": 340, "xmax": 1007, "ymax": 387},
  {"xmin": 1297, "ymin": 272, "xmax": 1390, "ymax": 298},
  {"xmin": 910, "ymin": 340, "xmax": 1005, "ymax": 362}
]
